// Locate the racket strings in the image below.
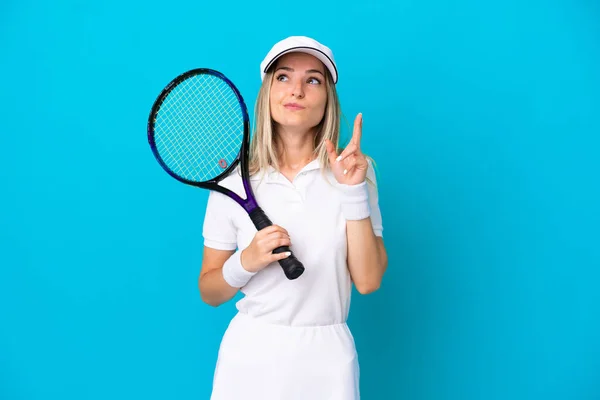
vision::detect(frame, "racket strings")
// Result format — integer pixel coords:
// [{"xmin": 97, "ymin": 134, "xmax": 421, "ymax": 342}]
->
[{"xmin": 153, "ymin": 74, "xmax": 244, "ymax": 182}]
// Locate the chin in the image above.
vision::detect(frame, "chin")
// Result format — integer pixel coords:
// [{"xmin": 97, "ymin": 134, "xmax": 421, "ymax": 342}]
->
[{"xmin": 278, "ymin": 119, "xmax": 320, "ymax": 131}]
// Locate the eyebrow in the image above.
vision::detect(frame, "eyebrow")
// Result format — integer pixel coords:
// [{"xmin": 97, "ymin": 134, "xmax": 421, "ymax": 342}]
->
[{"xmin": 275, "ymin": 66, "xmax": 325, "ymax": 76}]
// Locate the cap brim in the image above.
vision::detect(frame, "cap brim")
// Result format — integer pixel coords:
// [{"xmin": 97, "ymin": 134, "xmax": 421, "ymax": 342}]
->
[{"xmin": 262, "ymin": 46, "xmax": 338, "ymax": 84}]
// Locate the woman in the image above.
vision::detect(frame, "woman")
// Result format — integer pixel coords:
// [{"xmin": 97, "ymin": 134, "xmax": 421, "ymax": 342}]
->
[{"xmin": 199, "ymin": 35, "xmax": 388, "ymax": 399}]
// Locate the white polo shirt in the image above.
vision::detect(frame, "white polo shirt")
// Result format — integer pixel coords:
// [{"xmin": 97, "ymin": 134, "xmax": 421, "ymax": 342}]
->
[{"xmin": 202, "ymin": 159, "xmax": 383, "ymax": 327}]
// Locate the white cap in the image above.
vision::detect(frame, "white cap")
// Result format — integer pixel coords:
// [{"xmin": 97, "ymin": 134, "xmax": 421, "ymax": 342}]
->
[{"xmin": 260, "ymin": 36, "xmax": 338, "ymax": 84}]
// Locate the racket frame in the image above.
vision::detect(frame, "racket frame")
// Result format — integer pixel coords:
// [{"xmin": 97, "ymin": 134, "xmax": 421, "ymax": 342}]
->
[
  {"xmin": 147, "ymin": 68, "xmax": 259, "ymax": 213},
  {"xmin": 147, "ymin": 68, "xmax": 304, "ymax": 280}
]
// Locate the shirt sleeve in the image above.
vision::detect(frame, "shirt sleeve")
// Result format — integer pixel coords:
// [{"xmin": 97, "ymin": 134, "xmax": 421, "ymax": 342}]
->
[
  {"xmin": 366, "ymin": 160, "xmax": 384, "ymax": 237},
  {"xmin": 202, "ymin": 190, "xmax": 238, "ymax": 250}
]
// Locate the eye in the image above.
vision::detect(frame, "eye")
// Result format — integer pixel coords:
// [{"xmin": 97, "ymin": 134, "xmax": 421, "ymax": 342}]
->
[
  {"xmin": 276, "ymin": 74, "xmax": 289, "ymax": 82},
  {"xmin": 307, "ymin": 77, "xmax": 322, "ymax": 85}
]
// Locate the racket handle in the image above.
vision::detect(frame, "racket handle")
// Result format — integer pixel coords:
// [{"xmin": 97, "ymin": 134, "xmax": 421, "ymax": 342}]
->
[{"xmin": 249, "ymin": 207, "xmax": 305, "ymax": 280}]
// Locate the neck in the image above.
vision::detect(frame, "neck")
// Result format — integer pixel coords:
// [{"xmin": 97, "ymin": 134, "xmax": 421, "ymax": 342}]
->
[{"xmin": 275, "ymin": 126, "xmax": 316, "ymax": 170}]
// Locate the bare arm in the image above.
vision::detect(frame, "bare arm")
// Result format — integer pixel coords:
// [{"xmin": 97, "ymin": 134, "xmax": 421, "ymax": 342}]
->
[
  {"xmin": 198, "ymin": 247, "xmax": 239, "ymax": 307},
  {"xmin": 325, "ymin": 113, "xmax": 387, "ymax": 294},
  {"xmin": 198, "ymin": 225, "xmax": 292, "ymax": 307},
  {"xmin": 346, "ymin": 219, "xmax": 388, "ymax": 294}
]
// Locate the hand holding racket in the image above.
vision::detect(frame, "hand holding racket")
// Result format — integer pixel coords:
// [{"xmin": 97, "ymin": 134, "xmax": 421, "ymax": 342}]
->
[
  {"xmin": 240, "ymin": 225, "xmax": 293, "ymax": 273},
  {"xmin": 147, "ymin": 68, "xmax": 305, "ymax": 280}
]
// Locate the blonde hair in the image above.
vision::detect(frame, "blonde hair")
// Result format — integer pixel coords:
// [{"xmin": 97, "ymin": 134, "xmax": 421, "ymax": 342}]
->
[{"xmin": 248, "ymin": 68, "xmax": 341, "ymax": 176}]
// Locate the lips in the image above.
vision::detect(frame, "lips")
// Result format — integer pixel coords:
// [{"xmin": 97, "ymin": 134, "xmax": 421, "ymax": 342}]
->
[{"xmin": 284, "ymin": 103, "xmax": 305, "ymax": 110}]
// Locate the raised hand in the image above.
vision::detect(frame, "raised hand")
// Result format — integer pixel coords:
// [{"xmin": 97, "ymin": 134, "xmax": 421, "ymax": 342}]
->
[{"xmin": 325, "ymin": 113, "xmax": 368, "ymax": 186}]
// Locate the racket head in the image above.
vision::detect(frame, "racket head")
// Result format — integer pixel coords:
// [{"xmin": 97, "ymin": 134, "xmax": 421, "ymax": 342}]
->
[{"xmin": 147, "ymin": 68, "xmax": 250, "ymax": 187}]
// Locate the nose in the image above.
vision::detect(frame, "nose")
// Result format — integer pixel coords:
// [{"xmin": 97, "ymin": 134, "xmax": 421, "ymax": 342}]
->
[{"xmin": 291, "ymin": 79, "xmax": 305, "ymax": 99}]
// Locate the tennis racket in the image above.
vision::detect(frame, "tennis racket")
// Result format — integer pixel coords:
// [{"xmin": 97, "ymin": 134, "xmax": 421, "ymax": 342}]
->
[{"xmin": 147, "ymin": 68, "xmax": 305, "ymax": 280}]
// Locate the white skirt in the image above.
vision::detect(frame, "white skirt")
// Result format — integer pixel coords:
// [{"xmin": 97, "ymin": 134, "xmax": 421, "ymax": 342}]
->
[{"xmin": 210, "ymin": 312, "xmax": 360, "ymax": 400}]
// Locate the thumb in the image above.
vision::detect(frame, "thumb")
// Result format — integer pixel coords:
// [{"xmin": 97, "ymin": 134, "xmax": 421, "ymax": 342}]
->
[{"xmin": 324, "ymin": 139, "xmax": 337, "ymax": 164}]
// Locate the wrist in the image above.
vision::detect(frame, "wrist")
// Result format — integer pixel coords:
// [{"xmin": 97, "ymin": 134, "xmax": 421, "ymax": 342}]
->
[
  {"xmin": 239, "ymin": 249, "xmax": 257, "ymax": 273},
  {"xmin": 337, "ymin": 181, "xmax": 370, "ymax": 221},
  {"xmin": 222, "ymin": 250, "xmax": 257, "ymax": 288}
]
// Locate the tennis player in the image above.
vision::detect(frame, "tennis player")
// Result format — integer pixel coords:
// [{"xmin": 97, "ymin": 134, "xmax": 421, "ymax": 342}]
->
[{"xmin": 199, "ymin": 35, "xmax": 388, "ymax": 399}]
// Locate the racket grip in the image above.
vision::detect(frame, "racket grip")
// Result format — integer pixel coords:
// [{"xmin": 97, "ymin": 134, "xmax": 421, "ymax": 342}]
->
[{"xmin": 249, "ymin": 207, "xmax": 305, "ymax": 280}]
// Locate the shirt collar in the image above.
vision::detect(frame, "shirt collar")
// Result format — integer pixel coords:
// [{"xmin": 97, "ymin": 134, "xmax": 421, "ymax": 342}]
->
[{"xmin": 250, "ymin": 159, "xmax": 322, "ymax": 183}]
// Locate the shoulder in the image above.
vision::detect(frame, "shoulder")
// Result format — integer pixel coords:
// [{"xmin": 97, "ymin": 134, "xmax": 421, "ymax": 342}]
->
[
  {"xmin": 208, "ymin": 165, "xmax": 270, "ymax": 203},
  {"xmin": 205, "ymin": 166, "xmax": 244, "ymax": 209}
]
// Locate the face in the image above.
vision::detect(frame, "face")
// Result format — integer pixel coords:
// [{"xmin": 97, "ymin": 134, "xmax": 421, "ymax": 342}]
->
[{"xmin": 269, "ymin": 52, "xmax": 328, "ymax": 134}]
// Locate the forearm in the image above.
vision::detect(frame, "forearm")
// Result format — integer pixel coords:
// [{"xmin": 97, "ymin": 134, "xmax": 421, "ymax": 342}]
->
[
  {"xmin": 346, "ymin": 218, "xmax": 387, "ymax": 294},
  {"xmin": 338, "ymin": 180, "xmax": 387, "ymax": 294},
  {"xmin": 199, "ymin": 268, "xmax": 239, "ymax": 307},
  {"xmin": 199, "ymin": 249, "xmax": 254, "ymax": 307}
]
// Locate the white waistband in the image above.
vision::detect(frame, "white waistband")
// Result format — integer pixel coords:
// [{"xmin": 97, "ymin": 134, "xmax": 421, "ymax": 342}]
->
[{"xmin": 233, "ymin": 311, "xmax": 348, "ymax": 330}]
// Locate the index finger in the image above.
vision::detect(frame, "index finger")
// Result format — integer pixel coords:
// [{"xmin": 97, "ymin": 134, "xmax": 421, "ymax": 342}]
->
[{"xmin": 351, "ymin": 113, "xmax": 363, "ymax": 145}]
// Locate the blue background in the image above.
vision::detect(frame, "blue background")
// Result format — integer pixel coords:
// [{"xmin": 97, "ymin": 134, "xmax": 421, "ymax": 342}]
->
[{"xmin": 1, "ymin": 0, "xmax": 599, "ymax": 399}]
